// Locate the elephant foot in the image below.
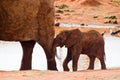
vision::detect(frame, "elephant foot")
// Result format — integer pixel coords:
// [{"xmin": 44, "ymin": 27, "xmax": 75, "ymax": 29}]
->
[
  {"xmin": 87, "ymin": 68, "xmax": 94, "ymax": 70},
  {"xmin": 102, "ymin": 68, "xmax": 106, "ymax": 70},
  {"xmin": 101, "ymin": 66, "xmax": 107, "ymax": 70},
  {"xmin": 73, "ymin": 67, "xmax": 77, "ymax": 71},
  {"xmin": 47, "ymin": 60, "xmax": 57, "ymax": 71},
  {"xmin": 20, "ymin": 66, "xmax": 32, "ymax": 70},
  {"xmin": 100, "ymin": 58, "xmax": 107, "ymax": 70},
  {"xmin": 63, "ymin": 65, "xmax": 70, "ymax": 71},
  {"xmin": 63, "ymin": 67, "xmax": 70, "ymax": 71},
  {"xmin": 48, "ymin": 66, "xmax": 57, "ymax": 70}
]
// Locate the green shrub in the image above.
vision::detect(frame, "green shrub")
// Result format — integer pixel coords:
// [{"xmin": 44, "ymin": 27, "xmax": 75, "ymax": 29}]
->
[
  {"xmin": 104, "ymin": 16, "xmax": 117, "ymax": 19},
  {"xmin": 64, "ymin": 9, "xmax": 70, "ymax": 12},
  {"xmin": 58, "ymin": 4, "xmax": 69, "ymax": 9},
  {"xmin": 104, "ymin": 20, "xmax": 118, "ymax": 24},
  {"xmin": 56, "ymin": 10, "xmax": 64, "ymax": 14},
  {"xmin": 112, "ymin": 20, "xmax": 118, "ymax": 24},
  {"xmin": 93, "ymin": 16, "xmax": 98, "ymax": 18},
  {"xmin": 111, "ymin": 0, "xmax": 120, "ymax": 5},
  {"xmin": 109, "ymin": 16, "xmax": 117, "ymax": 19},
  {"xmin": 104, "ymin": 15, "xmax": 118, "ymax": 24}
]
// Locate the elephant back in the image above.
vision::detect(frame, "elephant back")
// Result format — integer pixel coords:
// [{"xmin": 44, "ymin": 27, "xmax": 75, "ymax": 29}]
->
[{"xmin": 0, "ymin": 0, "xmax": 54, "ymax": 41}]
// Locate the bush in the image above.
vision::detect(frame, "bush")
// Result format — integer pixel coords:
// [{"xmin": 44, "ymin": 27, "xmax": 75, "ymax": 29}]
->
[
  {"xmin": 93, "ymin": 16, "xmax": 98, "ymax": 18},
  {"xmin": 104, "ymin": 20, "xmax": 118, "ymax": 24},
  {"xmin": 104, "ymin": 15, "xmax": 118, "ymax": 24},
  {"xmin": 104, "ymin": 16, "xmax": 117, "ymax": 19},
  {"xmin": 111, "ymin": 0, "xmax": 120, "ymax": 5},
  {"xmin": 56, "ymin": 10, "xmax": 64, "ymax": 14},
  {"xmin": 57, "ymin": 4, "xmax": 69, "ymax": 9}
]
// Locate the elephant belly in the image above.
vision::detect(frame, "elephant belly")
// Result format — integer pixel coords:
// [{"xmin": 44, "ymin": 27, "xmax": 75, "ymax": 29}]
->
[{"xmin": 82, "ymin": 44, "xmax": 98, "ymax": 56}]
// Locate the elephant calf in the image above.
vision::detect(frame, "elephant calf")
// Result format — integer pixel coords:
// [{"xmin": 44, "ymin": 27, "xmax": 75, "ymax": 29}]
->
[{"xmin": 53, "ymin": 29, "xmax": 106, "ymax": 71}]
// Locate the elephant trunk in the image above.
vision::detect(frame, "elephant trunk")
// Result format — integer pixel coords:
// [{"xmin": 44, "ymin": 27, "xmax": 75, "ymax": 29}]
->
[{"xmin": 52, "ymin": 39, "xmax": 58, "ymax": 57}]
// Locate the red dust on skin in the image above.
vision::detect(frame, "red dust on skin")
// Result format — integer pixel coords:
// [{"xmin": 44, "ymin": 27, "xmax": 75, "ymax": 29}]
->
[{"xmin": 0, "ymin": 0, "xmax": 120, "ymax": 80}]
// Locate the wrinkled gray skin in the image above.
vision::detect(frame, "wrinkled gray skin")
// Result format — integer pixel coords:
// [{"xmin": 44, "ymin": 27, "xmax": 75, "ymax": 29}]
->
[
  {"xmin": 0, "ymin": 0, "xmax": 57, "ymax": 70},
  {"xmin": 53, "ymin": 29, "xmax": 106, "ymax": 71}
]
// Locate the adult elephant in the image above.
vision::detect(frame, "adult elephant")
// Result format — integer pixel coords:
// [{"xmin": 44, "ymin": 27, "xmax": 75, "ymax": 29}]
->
[
  {"xmin": 0, "ymin": 0, "xmax": 57, "ymax": 70},
  {"xmin": 53, "ymin": 29, "xmax": 106, "ymax": 71}
]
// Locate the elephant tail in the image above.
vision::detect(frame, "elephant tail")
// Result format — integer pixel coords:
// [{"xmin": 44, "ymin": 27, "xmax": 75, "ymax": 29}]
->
[
  {"xmin": 101, "ymin": 31, "xmax": 106, "ymax": 36},
  {"xmin": 111, "ymin": 30, "xmax": 120, "ymax": 35}
]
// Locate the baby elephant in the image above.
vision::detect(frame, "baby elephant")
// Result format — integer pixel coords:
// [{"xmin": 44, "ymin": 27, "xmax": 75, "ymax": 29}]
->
[{"xmin": 53, "ymin": 29, "xmax": 106, "ymax": 71}]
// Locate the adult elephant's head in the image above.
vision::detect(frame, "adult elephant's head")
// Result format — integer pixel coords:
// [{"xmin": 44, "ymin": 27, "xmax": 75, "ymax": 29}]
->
[{"xmin": 53, "ymin": 29, "xmax": 82, "ymax": 48}]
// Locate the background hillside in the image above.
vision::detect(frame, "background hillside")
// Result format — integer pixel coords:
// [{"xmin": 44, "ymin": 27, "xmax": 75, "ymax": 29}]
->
[
  {"xmin": 54, "ymin": 0, "xmax": 120, "ymax": 25},
  {"xmin": 0, "ymin": 0, "xmax": 120, "ymax": 80}
]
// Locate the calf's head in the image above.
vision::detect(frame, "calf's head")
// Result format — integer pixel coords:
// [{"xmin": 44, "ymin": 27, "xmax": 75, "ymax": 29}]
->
[{"xmin": 53, "ymin": 29, "xmax": 81, "ymax": 48}]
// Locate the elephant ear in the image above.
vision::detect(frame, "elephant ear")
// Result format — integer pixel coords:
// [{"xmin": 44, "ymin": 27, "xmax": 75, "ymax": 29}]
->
[{"xmin": 65, "ymin": 29, "xmax": 81, "ymax": 48}]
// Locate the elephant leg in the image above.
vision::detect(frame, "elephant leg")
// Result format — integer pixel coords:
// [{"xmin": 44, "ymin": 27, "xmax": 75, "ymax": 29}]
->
[
  {"xmin": 87, "ymin": 55, "xmax": 95, "ymax": 70},
  {"xmin": 63, "ymin": 48, "xmax": 72, "ymax": 71},
  {"xmin": 72, "ymin": 53, "xmax": 80, "ymax": 71},
  {"xmin": 42, "ymin": 45, "xmax": 57, "ymax": 70},
  {"xmin": 100, "ymin": 58, "xmax": 106, "ymax": 69},
  {"xmin": 20, "ymin": 40, "xmax": 36, "ymax": 70}
]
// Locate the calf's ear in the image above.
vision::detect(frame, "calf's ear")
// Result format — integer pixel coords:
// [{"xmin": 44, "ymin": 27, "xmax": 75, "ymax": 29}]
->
[{"xmin": 65, "ymin": 29, "xmax": 81, "ymax": 48}]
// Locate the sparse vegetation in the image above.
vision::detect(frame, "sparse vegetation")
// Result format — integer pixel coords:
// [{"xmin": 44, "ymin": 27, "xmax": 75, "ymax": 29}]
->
[
  {"xmin": 104, "ymin": 16, "xmax": 117, "ymax": 19},
  {"xmin": 93, "ymin": 16, "xmax": 98, "ymax": 18},
  {"xmin": 111, "ymin": 0, "xmax": 120, "ymax": 5},
  {"xmin": 55, "ymin": 4, "xmax": 75, "ymax": 14},
  {"xmin": 104, "ymin": 20, "xmax": 118, "ymax": 24},
  {"xmin": 56, "ymin": 10, "xmax": 64, "ymax": 14},
  {"xmin": 104, "ymin": 16, "xmax": 118, "ymax": 24},
  {"xmin": 56, "ymin": 4, "xmax": 69, "ymax": 9}
]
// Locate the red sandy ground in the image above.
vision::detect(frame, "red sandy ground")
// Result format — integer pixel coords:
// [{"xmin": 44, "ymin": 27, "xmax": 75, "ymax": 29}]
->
[
  {"xmin": 0, "ymin": 0, "xmax": 120, "ymax": 80},
  {"xmin": 0, "ymin": 69, "xmax": 120, "ymax": 80}
]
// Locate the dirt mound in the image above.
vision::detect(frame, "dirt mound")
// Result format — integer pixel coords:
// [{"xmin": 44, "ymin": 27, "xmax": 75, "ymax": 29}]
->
[
  {"xmin": 80, "ymin": 0, "xmax": 101, "ymax": 6},
  {"xmin": 54, "ymin": 0, "xmax": 101, "ymax": 6}
]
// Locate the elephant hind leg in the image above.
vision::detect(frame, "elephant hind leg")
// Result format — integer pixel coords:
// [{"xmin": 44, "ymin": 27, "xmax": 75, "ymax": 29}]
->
[
  {"xmin": 72, "ymin": 55, "xmax": 80, "ymax": 71},
  {"xmin": 99, "ymin": 58, "xmax": 106, "ymax": 69},
  {"xmin": 63, "ymin": 49, "xmax": 72, "ymax": 71},
  {"xmin": 20, "ymin": 40, "xmax": 36, "ymax": 70},
  {"xmin": 87, "ymin": 55, "xmax": 95, "ymax": 70}
]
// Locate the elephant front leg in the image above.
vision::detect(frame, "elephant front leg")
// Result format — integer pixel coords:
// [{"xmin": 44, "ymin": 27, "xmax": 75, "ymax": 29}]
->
[
  {"xmin": 63, "ymin": 48, "xmax": 72, "ymax": 71},
  {"xmin": 42, "ymin": 45, "xmax": 57, "ymax": 70},
  {"xmin": 72, "ymin": 53, "xmax": 80, "ymax": 71},
  {"xmin": 20, "ymin": 40, "xmax": 36, "ymax": 70},
  {"xmin": 47, "ymin": 59, "xmax": 57, "ymax": 70}
]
